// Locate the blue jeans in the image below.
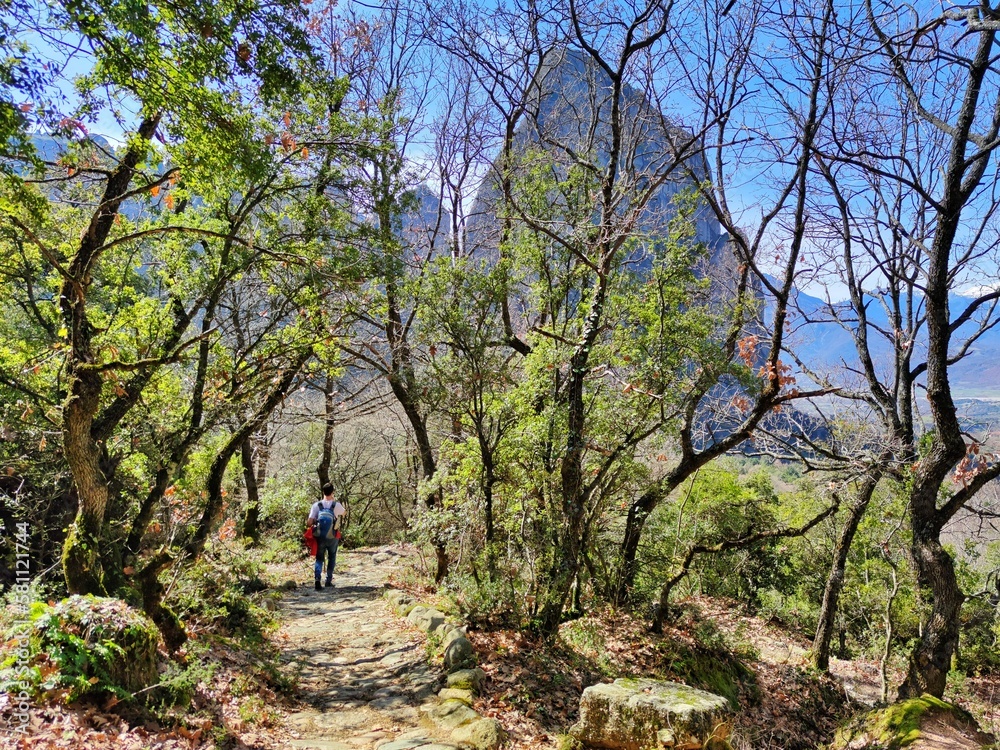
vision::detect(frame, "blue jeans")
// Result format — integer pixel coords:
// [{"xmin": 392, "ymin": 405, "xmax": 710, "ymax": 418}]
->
[{"xmin": 314, "ymin": 537, "xmax": 339, "ymax": 582}]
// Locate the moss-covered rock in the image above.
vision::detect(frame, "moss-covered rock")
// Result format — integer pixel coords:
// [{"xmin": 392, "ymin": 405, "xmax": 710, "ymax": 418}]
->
[
  {"xmin": 569, "ymin": 678, "xmax": 730, "ymax": 750},
  {"xmin": 383, "ymin": 589, "xmax": 420, "ymax": 616},
  {"xmin": 828, "ymin": 694, "xmax": 995, "ymax": 750},
  {"xmin": 447, "ymin": 667, "xmax": 487, "ymax": 693},
  {"xmin": 444, "ymin": 635, "xmax": 476, "ymax": 672},
  {"xmin": 425, "ymin": 697, "xmax": 481, "ymax": 729},
  {"xmin": 407, "ymin": 605, "xmax": 447, "ymax": 633},
  {"xmin": 27, "ymin": 596, "xmax": 159, "ymax": 700},
  {"xmin": 405, "ymin": 604, "xmax": 445, "ymax": 633},
  {"xmin": 439, "ymin": 687, "xmax": 475, "ymax": 705},
  {"xmin": 451, "ymin": 717, "xmax": 506, "ymax": 750}
]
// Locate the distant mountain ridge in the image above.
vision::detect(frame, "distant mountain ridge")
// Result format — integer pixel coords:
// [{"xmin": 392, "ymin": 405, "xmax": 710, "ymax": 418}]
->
[{"xmin": 778, "ymin": 283, "xmax": 1000, "ymax": 399}]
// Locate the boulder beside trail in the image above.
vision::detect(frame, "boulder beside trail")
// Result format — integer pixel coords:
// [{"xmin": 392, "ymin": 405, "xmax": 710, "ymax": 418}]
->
[
  {"xmin": 569, "ymin": 678, "xmax": 731, "ymax": 750},
  {"xmin": 443, "ymin": 635, "xmax": 476, "ymax": 672},
  {"xmin": 425, "ymin": 698, "xmax": 480, "ymax": 729},
  {"xmin": 383, "ymin": 589, "xmax": 417, "ymax": 617},
  {"xmin": 29, "ymin": 596, "xmax": 160, "ymax": 697},
  {"xmin": 827, "ymin": 694, "xmax": 996, "ymax": 750},
  {"xmin": 407, "ymin": 605, "xmax": 447, "ymax": 633},
  {"xmin": 451, "ymin": 718, "xmax": 505, "ymax": 750},
  {"xmin": 446, "ymin": 668, "xmax": 486, "ymax": 693}
]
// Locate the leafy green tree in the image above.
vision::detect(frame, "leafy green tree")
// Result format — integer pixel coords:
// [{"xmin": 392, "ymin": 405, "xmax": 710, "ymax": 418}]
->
[
  {"xmin": 0, "ymin": 0, "xmax": 316, "ymax": 596},
  {"xmin": 635, "ymin": 468, "xmax": 788, "ymax": 601},
  {"xmin": 313, "ymin": 2, "xmax": 458, "ymax": 579},
  {"xmin": 495, "ymin": 147, "xmax": 726, "ymax": 633},
  {"xmin": 775, "ymin": 0, "xmax": 1000, "ymax": 697},
  {"xmin": 0, "ymin": 0, "xmax": 387, "ymax": 654},
  {"xmin": 416, "ymin": 256, "xmax": 519, "ymax": 575}
]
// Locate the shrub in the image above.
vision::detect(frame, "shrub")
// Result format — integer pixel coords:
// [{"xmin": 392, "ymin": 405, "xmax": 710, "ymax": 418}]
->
[
  {"xmin": 151, "ymin": 639, "xmax": 217, "ymax": 710},
  {"xmin": 634, "ymin": 466, "xmax": 793, "ymax": 608},
  {"xmin": 1, "ymin": 596, "xmax": 159, "ymax": 702},
  {"xmin": 446, "ymin": 561, "xmax": 531, "ymax": 629},
  {"xmin": 166, "ymin": 542, "xmax": 275, "ymax": 643},
  {"xmin": 957, "ymin": 596, "xmax": 1000, "ymax": 674}
]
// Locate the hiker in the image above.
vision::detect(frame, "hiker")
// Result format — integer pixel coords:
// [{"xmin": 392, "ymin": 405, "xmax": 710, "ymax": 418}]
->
[{"xmin": 307, "ymin": 483, "xmax": 346, "ymax": 590}]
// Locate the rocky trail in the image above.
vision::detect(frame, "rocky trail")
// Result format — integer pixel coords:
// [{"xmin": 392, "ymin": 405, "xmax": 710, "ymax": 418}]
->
[{"xmin": 275, "ymin": 548, "xmax": 471, "ymax": 750}]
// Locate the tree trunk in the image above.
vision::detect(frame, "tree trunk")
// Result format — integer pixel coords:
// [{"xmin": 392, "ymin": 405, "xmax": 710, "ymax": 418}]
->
[
  {"xmin": 537, "ymin": 279, "xmax": 609, "ymax": 636},
  {"xmin": 477, "ymin": 425, "xmax": 497, "ymax": 544},
  {"xmin": 897, "ymin": 523, "xmax": 964, "ymax": 698},
  {"xmin": 137, "ymin": 552, "xmax": 187, "ymax": 652},
  {"xmin": 241, "ymin": 436, "xmax": 261, "ymax": 544},
  {"xmin": 186, "ymin": 350, "xmax": 310, "ymax": 559},
  {"xmin": 614, "ymin": 486, "xmax": 661, "ymax": 604},
  {"xmin": 389, "ymin": 375, "xmax": 449, "ymax": 582},
  {"xmin": 317, "ymin": 373, "xmax": 336, "ymax": 485},
  {"xmin": 813, "ymin": 470, "xmax": 880, "ymax": 671},
  {"xmin": 61, "ymin": 115, "xmax": 161, "ymax": 596}
]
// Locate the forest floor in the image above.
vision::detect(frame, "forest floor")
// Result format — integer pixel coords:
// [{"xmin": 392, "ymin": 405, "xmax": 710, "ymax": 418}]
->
[{"xmin": 4, "ymin": 543, "xmax": 999, "ymax": 749}]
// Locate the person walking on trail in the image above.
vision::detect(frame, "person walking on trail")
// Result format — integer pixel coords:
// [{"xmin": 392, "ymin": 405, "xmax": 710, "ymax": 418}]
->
[{"xmin": 308, "ymin": 483, "xmax": 346, "ymax": 591}]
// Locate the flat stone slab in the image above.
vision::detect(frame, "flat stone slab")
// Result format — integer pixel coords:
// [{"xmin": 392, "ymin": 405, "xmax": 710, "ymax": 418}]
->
[
  {"xmin": 570, "ymin": 678, "xmax": 730, "ymax": 750},
  {"xmin": 287, "ymin": 710, "xmax": 323, "ymax": 729},
  {"xmin": 376, "ymin": 741, "xmax": 428, "ymax": 750},
  {"xmin": 290, "ymin": 741, "xmax": 354, "ymax": 750}
]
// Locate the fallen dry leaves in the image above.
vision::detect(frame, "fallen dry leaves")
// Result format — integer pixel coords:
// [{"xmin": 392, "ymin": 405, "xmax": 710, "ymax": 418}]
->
[
  {"xmin": 0, "ymin": 636, "xmax": 300, "ymax": 750},
  {"xmin": 467, "ymin": 602, "xmax": 855, "ymax": 750}
]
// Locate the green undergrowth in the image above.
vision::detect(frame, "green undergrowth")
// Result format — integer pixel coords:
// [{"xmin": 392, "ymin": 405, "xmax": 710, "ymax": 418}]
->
[
  {"xmin": 559, "ymin": 605, "xmax": 758, "ymax": 709},
  {"xmin": 150, "ymin": 540, "xmax": 294, "ymax": 721},
  {"xmin": 167, "ymin": 542, "xmax": 277, "ymax": 644},
  {"xmin": 655, "ymin": 633, "xmax": 757, "ymax": 708},
  {"xmin": 0, "ymin": 539, "xmax": 294, "ymax": 747},
  {"xmin": 0, "ymin": 595, "xmax": 159, "ymax": 703}
]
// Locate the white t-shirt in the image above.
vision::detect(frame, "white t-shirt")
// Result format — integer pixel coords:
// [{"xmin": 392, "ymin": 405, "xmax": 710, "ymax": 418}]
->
[{"xmin": 309, "ymin": 498, "xmax": 346, "ymax": 527}]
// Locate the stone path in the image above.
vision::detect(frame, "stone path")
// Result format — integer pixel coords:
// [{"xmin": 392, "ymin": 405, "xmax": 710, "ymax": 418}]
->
[{"xmin": 276, "ymin": 548, "xmax": 461, "ymax": 750}]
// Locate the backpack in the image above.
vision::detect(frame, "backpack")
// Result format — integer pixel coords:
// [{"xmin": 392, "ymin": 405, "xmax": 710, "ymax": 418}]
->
[{"xmin": 314, "ymin": 501, "xmax": 338, "ymax": 541}]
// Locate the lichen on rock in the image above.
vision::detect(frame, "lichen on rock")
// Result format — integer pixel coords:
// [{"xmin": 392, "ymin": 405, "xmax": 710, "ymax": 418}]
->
[
  {"xmin": 569, "ymin": 678, "xmax": 730, "ymax": 750},
  {"xmin": 447, "ymin": 667, "xmax": 486, "ymax": 693},
  {"xmin": 407, "ymin": 605, "xmax": 447, "ymax": 633},
  {"xmin": 439, "ymin": 687, "xmax": 475, "ymax": 705},
  {"xmin": 425, "ymin": 697, "xmax": 481, "ymax": 729}
]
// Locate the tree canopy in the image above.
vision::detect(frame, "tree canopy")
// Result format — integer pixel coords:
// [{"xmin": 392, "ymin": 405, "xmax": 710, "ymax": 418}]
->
[{"xmin": 2, "ymin": 0, "xmax": 1000, "ymax": 718}]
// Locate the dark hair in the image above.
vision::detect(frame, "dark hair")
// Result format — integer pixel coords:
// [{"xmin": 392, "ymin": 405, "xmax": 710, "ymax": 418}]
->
[{"xmin": 322, "ymin": 482, "xmax": 334, "ymax": 497}]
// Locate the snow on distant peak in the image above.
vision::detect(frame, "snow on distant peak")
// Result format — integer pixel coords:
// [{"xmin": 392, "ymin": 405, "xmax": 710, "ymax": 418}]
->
[{"xmin": 957, "ymin": 283, "xmax": 1000, "ymax": 297}]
